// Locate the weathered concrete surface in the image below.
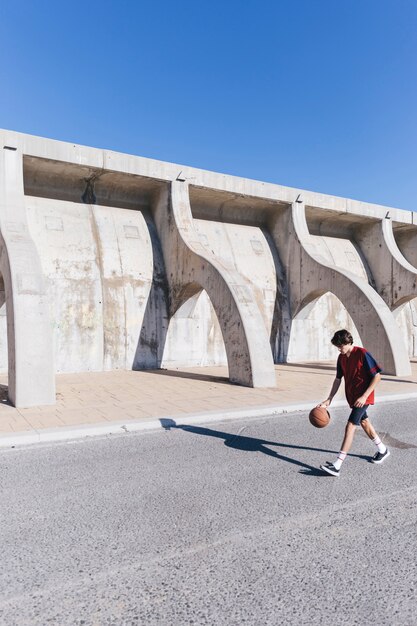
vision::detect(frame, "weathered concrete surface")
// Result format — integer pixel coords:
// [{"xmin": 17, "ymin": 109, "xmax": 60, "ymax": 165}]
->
[
  {"xmin": 25, "ymin": 197, "xmax": 153, "ymax": 373},
  {"xmin": 1, "ymin": 129, "xmax": 417, "ymax": 404}
]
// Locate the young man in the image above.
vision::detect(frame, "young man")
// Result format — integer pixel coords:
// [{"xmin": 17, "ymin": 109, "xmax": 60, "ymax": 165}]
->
[{"xmin": 318, "ymin": 329, "xmax": 390, "ymax": 477}]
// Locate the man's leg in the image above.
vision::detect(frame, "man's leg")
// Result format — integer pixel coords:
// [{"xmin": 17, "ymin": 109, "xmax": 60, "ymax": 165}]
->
[
  {"xmin": 360, "ymin": 418, "xmax": 377, "ymax": 440},
  {"xmin": 340, "ymin": 420, "xmax": 357, "ymax": 455},
  {"xmin": 320, "ymin": 420, "xmax": 357, "ymax": 476},
  {"xmin": 320, "ymin": 407, "xmax": 367, "ymax": 476},
  {"xmin": 361, "ymin": 418, "xmax": 390, "ymax": 463}
]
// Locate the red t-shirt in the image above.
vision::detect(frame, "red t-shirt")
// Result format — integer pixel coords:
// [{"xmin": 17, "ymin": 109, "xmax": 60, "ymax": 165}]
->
[{"xmin": 336, "ymin": 346, "xmax": 382, "ymax": 408}]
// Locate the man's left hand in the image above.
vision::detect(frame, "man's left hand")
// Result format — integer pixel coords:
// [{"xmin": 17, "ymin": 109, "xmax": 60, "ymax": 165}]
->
[{"xmin": 354, "ymin": 395, "xmax": 367, "ymax": 408}]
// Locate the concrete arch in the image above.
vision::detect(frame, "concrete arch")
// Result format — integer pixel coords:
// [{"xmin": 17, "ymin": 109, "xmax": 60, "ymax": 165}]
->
[
  {"xmin": 0, "ymin": 147, "xmax": 55, "ymax": 406},
  {"xmin": 161, "ymin": 288, "xmax": 228, "ymax": 368},
  {"xmin": 268, "ymin": 201, "xmax": 410, "ymax": 375},
  {"xmin": 391, "ymin": 294, "xmax": 417, "ymax": 315},
  {"xmin": 287, "ymin": 289, "xmax": 364, "ymax": 362},
  {"xmin": 394, "ymin": 298, "xmax": 417, "ymax": 358},
  {"xmin": 393, "ymin": 225, "xmax": 417, "ymax": 269},
  {"xmin": 293, "ymin": 289, "xmax": 328, "ymax": 319},
  {"xmin": 151, "ymin": 182, "xmax": 276, "ymax": 387},
  {"xmin": 355, "ymin": 218, "xmax": 417, "ymax": 309}
]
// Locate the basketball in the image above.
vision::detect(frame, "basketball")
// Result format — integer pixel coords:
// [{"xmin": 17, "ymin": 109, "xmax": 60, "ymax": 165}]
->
[{"xmin": 309, "ymin": 406, "xmax": 330, "ymax": 428}]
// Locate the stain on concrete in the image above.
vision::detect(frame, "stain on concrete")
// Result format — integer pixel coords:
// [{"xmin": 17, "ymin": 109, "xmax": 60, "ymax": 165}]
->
[
  {"xmin": 359, "ymin": 430, "xmax": 417, "ymax": 449},
  {"xmin": 379, "ymin": 432, "xmax": 417, "ymax": 449}
]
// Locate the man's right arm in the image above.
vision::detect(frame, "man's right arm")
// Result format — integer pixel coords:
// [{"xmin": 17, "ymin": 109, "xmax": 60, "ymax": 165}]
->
[{"xmin": 317, "ymin": 377, "xmax": 341, "ymax": 407}]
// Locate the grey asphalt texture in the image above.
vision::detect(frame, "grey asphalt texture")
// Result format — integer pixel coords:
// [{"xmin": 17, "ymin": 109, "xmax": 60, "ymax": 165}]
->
[{"xmin": 1, "ymin": 399, "xmax": 416, "ymax": 625}]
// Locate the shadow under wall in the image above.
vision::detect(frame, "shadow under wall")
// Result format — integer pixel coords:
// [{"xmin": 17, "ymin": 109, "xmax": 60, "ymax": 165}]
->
[
  {"xmin": 143, "ymin": 368, "xmax": 230, "ymax": 384},
  {"xmin": 0, "ymin": 383, "xmax": 10, "ymax": 405},
  {"xmin": 132, "ymin": 211, "xmax": 170, "ymax": 370}
]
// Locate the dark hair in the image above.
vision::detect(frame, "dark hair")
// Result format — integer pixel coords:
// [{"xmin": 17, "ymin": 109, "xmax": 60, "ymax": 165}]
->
[{"xmin": 331, "ymin": 329, "xmax": 353, "ymax": 347}]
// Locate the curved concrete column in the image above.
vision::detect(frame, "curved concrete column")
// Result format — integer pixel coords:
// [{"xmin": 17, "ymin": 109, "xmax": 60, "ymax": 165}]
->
[
  {"xmin": 268, "ymin": 202, "xmax": 410, "ymax": 376},
  {"xmin": 355, "ymin": 219, "xmax": 417, "ymax": 309},
  {"xmin": 0, "ymin": 146, "xmax": 55, "ymax": 406},
  {"xmin": 394, "ymin": 227, "xmax": 417, "ymax": 268},
  {"xmin": 151, "ymin": 182, "xmax": 276, "ymax": 387}
]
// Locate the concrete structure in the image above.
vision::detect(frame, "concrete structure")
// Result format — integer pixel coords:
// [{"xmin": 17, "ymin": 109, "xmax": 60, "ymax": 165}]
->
[{"xmin": 0, "ymin": 129, "xmax": 416, "ymax": 407}]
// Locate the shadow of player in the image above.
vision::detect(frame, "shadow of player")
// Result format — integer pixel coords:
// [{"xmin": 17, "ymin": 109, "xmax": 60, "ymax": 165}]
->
[{"xmin": 159, "ymin": 419, "xmax": 367, "ymax": 476}]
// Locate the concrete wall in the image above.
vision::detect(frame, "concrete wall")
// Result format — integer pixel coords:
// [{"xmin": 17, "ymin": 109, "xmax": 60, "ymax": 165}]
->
[
  {"xmin": 161, "ymin": 220, "xmax": 276, "ymax": 368},
  {"xmin": 24, "ymin": 197, "xmax": 153, "ymax": 373},
  {"xmin": 1, "ymin": 129, "xmax": 416, "ymax": 405}
]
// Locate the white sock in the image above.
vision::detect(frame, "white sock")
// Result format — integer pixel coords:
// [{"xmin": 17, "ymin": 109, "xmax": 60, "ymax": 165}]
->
[
  {"xmin": 372, "ymin": 436, "xmax": 386, "ymax": 454},
  {"xmin": 333, "ymin": 451, "xmax": 347, "ymax": 470}
]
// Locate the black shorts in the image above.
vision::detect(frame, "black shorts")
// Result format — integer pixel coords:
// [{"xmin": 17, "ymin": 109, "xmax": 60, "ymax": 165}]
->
[{"xmin": 348, "ymin": 405, "xmax": 370, "ymax": 426}]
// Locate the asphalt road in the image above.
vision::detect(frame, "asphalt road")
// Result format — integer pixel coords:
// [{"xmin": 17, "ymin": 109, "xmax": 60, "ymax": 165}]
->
[{"xmin": 1, "ymin": 400, "xmax": 416, "ymax": 625}]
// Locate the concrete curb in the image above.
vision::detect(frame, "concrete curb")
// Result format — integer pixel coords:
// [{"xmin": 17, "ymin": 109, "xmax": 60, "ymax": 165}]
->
[{"xmin": 1, "ymin": 391, "xmax": 416, "ymax": 449}]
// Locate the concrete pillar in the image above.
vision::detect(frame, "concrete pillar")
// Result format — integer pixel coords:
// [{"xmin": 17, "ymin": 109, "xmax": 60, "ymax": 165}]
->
[
  {"xmin": 268, "ymin": 202, "xmax": 411, "ymax": 376},
  {"xmin": 0, "ymin": 146, "xmax": 55, "ymax": 406},
  {"xmin": 151, "ymin": 181, "xmax": 276, "ymax": 387}
]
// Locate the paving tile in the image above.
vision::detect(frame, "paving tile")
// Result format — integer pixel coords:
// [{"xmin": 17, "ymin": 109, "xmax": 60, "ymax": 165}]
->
[
  {"xmin": 45, "ymin": 410, "xmax": 97, "ymax": 426},
  {"xmin": 0, "ymin": 423, "xmax": 18, "ymax": 433},
  {"xmin": 117, "ymin": 408, "xmax": 155, "ymax": 419},
  {"xmin": 0, "ymin": 420, "xmax": 32, "ymax": 432},
  {"xmin": 0, "ymin": 406, "xmax": 19, "ymax": 415}
]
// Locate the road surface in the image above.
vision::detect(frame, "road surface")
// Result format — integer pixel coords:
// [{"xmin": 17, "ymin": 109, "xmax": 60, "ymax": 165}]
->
[{"xmin": 1, "ymin": 400, "xmax": 416, "ymax": 625}]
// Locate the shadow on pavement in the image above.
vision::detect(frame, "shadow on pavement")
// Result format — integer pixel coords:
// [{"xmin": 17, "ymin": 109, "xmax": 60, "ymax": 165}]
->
[
  {"xmin": 0, "ymin": 384, "xmax": 11, "ymax": 405},
  {"xmin": 159, "ymin": 419, "xmax": 369, "ymax": 476},
  {"xmin": 380, "ymin": 376, "xmax": 416, "ymax": 384},
  {"xmin": 146, "ymin": 369, "xmax": 231, "ymax": 385},
  {"xmin": 279, "ymin": 362, "xmax": 335, "ymax": 372}
]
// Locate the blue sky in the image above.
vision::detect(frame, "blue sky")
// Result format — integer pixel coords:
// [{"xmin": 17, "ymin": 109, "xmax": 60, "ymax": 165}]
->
[{"xmin": 1, "ymin": 0, "xmax": 416, "ymax": 210}]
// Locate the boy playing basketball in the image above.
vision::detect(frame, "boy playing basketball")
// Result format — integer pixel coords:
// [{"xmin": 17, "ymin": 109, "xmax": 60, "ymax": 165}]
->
[{"xmin": 318, "ymin": 329, "xmax": 390, "ymax": 477}]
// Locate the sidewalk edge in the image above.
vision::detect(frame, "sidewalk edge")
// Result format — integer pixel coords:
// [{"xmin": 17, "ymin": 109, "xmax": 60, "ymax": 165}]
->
[{"xmin": 1, "ymin": 392, "xmax": 416, "ymax": 449}]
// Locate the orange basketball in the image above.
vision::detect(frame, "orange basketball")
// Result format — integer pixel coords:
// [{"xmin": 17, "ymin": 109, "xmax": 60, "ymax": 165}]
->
[{"xmin": 309, "ymin": 406, "xmax": 330, "ymax": 428}]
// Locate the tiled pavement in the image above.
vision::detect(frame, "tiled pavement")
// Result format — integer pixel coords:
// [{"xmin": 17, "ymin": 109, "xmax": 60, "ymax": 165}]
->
[{"xmin": 0, "ymin": 361, "xmax": 416, "ymax": 446}]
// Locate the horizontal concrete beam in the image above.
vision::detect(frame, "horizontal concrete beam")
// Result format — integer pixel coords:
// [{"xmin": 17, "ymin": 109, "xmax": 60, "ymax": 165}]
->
[{"xmin": 1, "ymin": 128, "xmax": 414, "ymax": 224}]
